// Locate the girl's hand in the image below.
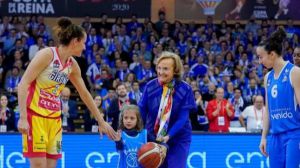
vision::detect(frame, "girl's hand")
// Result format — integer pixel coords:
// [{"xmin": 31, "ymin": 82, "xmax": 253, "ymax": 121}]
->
[{"xmin": 114, "ymin": 130, "xmax": 122, "ymax": 141}]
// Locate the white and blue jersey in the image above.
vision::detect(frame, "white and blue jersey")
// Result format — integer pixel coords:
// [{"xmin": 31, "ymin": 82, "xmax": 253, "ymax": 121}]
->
[
  {"xmin": 266, "ymin": 62, "xmax": 300, "ymax": 134},
  {"xmin": 118, "ymin": 129, "xmax": 147, "ymax": 168}
]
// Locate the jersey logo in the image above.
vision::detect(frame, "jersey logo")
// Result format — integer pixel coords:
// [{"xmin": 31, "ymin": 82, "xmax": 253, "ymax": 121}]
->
[
  {"xmin": 53, "ymin": 59, "xmax": 60, "ymax": 69},
  {"xmin": 271, "ymin": 85, "xmax": 278, "ymax": 98},
  {"xmin": 282, "ymin": 75, "xmax": 288, "ymax": 82},
  {"xmin": 48, "ymin": 70, "xmax": 69, "ymax": 84}
]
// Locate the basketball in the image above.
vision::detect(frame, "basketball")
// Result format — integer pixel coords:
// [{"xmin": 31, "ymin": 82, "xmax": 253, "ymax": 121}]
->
[{"xmin": 138, "ymin": 142, "xmax": 166, "ymax": 168}]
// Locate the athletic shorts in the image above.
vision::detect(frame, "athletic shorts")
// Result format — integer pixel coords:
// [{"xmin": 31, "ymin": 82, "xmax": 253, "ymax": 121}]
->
[
  {"xmin": 268, "ymin": 128, "xmax": 300, "ymax": 168},
  {"xmin": 22, "ymin": 108, "xmax": 62, "ymax": 159}
]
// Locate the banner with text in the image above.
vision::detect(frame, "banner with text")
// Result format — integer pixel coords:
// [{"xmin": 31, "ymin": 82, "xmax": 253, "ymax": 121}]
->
[
  {"xmin": 175, "ymin": 0, "xmax": 300, "ymax": 20},
  {"xmin": 0, "ymin": 0, "xmax": 151, "ymax": 18},
  {"xmin": 0, "ymin": 134, "xmax": 269, "ymax": 168}
]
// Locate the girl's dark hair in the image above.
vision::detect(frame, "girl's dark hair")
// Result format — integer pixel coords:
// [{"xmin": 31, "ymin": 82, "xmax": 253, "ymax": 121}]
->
[
  {"xmin": 258, "ymin": 27, "xmax": 286, "ymax": 56},
  {"xmin": 54, "ymin": 17, "xmax": 85, "ymax": 46}
]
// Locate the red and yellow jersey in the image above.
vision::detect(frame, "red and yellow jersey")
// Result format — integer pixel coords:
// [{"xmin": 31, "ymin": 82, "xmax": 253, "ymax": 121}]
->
[{"xmin": 27, "ymin": 47, "xmax": 73, "ymax": 118}]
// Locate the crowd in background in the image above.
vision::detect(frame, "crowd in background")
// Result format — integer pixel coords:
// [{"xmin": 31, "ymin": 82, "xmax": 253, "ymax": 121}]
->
[{"xmin": 0, "ymin": 11, "xmax": 300, "ymax": 133}]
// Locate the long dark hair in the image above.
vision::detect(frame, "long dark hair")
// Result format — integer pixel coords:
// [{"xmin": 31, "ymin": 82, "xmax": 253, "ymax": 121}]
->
[{"xmin": 258, "ymin": 27, "xmax": 286, "ymax": 56}]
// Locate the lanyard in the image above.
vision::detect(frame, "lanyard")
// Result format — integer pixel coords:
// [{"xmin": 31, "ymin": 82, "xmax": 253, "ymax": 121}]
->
[
  {"xmin": 254, "ymin": 107, "xmax": 263, "ymax": 123},
  {"xmin": 118, "ymin": 99, "xmax": 129, "ymax": 109},
  {"xmin": 1, "ymin": 111, "xmax": 6, "ymax": 125}
]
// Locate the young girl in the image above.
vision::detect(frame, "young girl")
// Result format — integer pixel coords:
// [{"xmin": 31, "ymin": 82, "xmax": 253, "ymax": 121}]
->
[{"xmin": 114, "ymin": 105, "xmax": 146, "ymax": 168}]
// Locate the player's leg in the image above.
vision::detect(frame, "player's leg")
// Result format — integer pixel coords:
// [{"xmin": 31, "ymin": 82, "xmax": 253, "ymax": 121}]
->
[
  {"xmin": 285, "ymin": 138, "xmax": 300, "ymax": 168},
  {"xmin": 285, "ymin": 129, "xmax": 300, "ymax": 168},
  {"xmin": 23, "ymin": 111, "xmax": 48, "ymax": 167},
  {"xmin": 268, "ymin": 134, "xmax": 285, "ymax": 168},
  {"xmin": 29, "ymin": 157, "xmax": 47, "ymax": 168},
  {"xmin": 46, "ymin": 158, "xmax": 58, "ymax": 168},
  {"xmin": 46, "ymin": 117, "xmax": 62, "ymax": 168}
]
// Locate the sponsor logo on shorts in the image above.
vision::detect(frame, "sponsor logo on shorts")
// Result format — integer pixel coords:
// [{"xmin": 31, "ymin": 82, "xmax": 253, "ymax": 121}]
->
[{"xmin": 57, "ymin": 141, "xmax": 62, "ymax": 154}]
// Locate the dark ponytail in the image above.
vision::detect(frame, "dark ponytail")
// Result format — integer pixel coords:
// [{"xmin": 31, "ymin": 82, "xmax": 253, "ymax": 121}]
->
[
  {"xmin": 258, "ymin": 27, "xmax": 286, "ymax": 56},
  {"xmin": 54, "ymin": 17, "xmax": 85, "ymax": 46}
]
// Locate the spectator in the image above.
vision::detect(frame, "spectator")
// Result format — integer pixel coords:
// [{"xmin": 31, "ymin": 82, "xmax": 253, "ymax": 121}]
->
[
  {"xmin": 190, "ymin": 90, "xmax": 209, "ymax": 131},
  {"xmin": 61, "ymin": 87, "xmax": 78, "ymax": 132},
  {"xmin": 128, "ymin": 81, "xmax": 142, "ymax": 103},
  {"xmin": 85, "ymin": 27, "xmax": 102, "ymax": 53},
  {"xmin": 0, "ymin": 95, "xmax": 16, "ymax": 132},
  {"xmin": 0, "ymin": 53, "xmax": 4, "ymax": 87},
  {"xmin": 155, "ymin": 10, "xmax": 167, "ymax": 35},
  {"xmin": 86, "ymin": 53, "xmax": 102, "ymax": 93},
  {"xmin": 189, "ymin": 56, "xmax": 208, "ymax": 79},
  {"xmin": 202, "ymin": 82, "xmax": 216, "ymax": 102},
  {"xmin": 115, "ymin": 60, "xmax": 131, "ymax": 82},
  {"xmin": 107, "ymin": 83, "xmax": 137, "ymax": 130},
  {"xmin": 28, "ymin": 36, "xmax": 46, "ymax": 60},
  {"xmin": 126, "ymin": 13, "xmax": 141, "ymax": 33},
  {"xmin": 84, "ymin": 95, "xmax": 105, "ymax": 132},
  {"xmin": 4, "ymin": 66, "xmax": 22, "ymax": 102},
  {"xmin": 102, "ymin": 30, "xmax": 114, "ymax": 56},
  {"xmin": 0, "ymin": 16, "xmax": 14, "ymax": 37},
  {"xmin": 96, "ymin": 13, "xmax": 111, "ymax": 31},
  {"xmin": 243, "ymin": 78, "xmax": 263, "ymax": 104},
  {"xmin": 206, "ymin": 87, "xmax": 234, "ymax": 132},
  {"xmin": 229, "ymin": 87, "xmax": 245, "ymax": 127},
  {"xmin": 225, "ymin": 82, "xmax": 234, "ymax": 99},
  {"xmin": 239, "ymin": 95, "xmax": 265, "ymax": 132},
  {"xmin": 81, "ymin": 15, "xmax": 92, "ymax": 32},
  {"xmin": 2, "ymin": 28, "xmax": 18, "ymax": 53}
]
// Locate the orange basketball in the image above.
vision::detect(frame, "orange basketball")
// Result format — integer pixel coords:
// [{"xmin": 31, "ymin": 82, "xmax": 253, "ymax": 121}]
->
[{"xmin": 138, "ymin": 142, "xmax": 166, "ymax": 168}]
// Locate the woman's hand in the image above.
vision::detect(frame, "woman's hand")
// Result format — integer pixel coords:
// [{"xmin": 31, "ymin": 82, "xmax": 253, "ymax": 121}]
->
[
  {"xmin": 18, "ymin": 117, "xmax": 29, "ymax": 134},
  {"xmin": 259, "ymin": 138, "xmax": 268, "ymax": 157},
  {"xmin": 157, "ymin": 135, "xmax": 170, "ymax": 143},
  {"xmin": 98, "ymin": 121, "xmax": 117, "ymax": 140}
]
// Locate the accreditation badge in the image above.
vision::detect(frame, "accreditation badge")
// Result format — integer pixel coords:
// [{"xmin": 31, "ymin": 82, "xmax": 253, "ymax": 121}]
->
[
  {"xmin": 92, "ymin": 125, "xmax": 99, "ymax": 132},
  {"xmin": 0, "ymin": 125, "xmax": 7, "ymax": 132},
  {"xmin": 218, "ymin": 116, "xmax": 225, "ymax": 126}
]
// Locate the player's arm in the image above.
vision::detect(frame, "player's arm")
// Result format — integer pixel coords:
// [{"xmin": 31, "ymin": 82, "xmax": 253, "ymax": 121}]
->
[
  {"xmin": 291, "ymin": 67, "xmax": 300, "ymax": 105},
  {"xmin": 69, "ymin": 59, "xmax": 117, "ymax": 139},
  {"xmin": 261, "ymin": 73, "xmax": 270, "ymax": 139},
  {"xmin": 259, "ymin": 73, "xmax": 270, "ymax": 156},
  {"xmin": 18, "ymin": 48, "xmax": 52, "ymax": 134}
]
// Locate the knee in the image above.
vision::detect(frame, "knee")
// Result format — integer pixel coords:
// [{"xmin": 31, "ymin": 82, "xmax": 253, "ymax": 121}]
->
[{"xmin": 30, "ymin": 160, "xmax": 46, "ymax": 168}]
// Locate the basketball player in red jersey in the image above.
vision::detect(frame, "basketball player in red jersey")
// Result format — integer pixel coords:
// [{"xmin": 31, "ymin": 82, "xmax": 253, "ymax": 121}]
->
[{"xmin": 17, "ymin": 17, "xmax": 117, "ymax": 168}]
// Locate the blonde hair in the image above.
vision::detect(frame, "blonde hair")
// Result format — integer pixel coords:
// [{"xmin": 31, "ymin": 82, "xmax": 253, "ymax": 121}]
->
[
  {"xmin": 156, "ymin": 51, "xmax": 184, "ymax": 80},
  {"xmin": 118, "ymin": 105, "xmax": 144, "ymax": 131}
]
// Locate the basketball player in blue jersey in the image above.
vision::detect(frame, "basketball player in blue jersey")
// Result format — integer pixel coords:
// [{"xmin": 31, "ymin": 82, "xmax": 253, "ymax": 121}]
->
[{"xmin": 257, "ymin": 27, "xmax": 300, "ymax": 168}]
